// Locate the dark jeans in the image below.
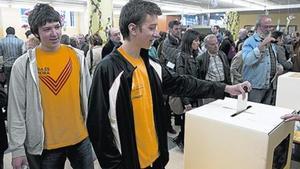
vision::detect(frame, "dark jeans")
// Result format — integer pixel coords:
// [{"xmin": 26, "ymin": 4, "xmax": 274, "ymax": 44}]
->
[{"xmin": 26, "ymin": 138, "xmax": 94, "ymax": 169}]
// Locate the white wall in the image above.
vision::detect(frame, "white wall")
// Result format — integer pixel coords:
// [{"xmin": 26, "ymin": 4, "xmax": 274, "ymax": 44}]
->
[{"xmin": 0, "ymin": 7, "xmax": 87, "ymax": 40}]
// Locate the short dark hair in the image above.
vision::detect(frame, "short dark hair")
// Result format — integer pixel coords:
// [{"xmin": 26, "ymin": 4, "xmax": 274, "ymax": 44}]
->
[
  {"xmin": 60, "ymin": 34, "xmax": 70, "ymax": 45},
  {"xmin": 119, "ymin": 0, "xmax": 162, "ymax": 40},
  {"xmin": 70, "ymin": 37, "xmax": 79, "ymax": 48},
  {"xmin": 168, "ymin": 20, "xmax": 181, "ymax": 29},
  {"xmin": 271, "ymin": 31, "xmax": 283, "ymax": 39},
  {"xmin": 223, "ymin": 30, "xmax": 234, "ymax": 43},
  {"xmin": 214, "ymin": 25, "xmax": 220, "ymax": 30},
  {"xmin": 6, "ymin": 27, "xmax": 15, "ymax": 35},
  {"xmin": 181, "ymin": 29, "xmax": 200, "ymax": 56},
  {"xmin": 28, "ymin": 3, "xmax": 61, "ymax": 39},
  {"xmin": 25, "ymin": 30, "xmax": 32, "ymax": 38}
]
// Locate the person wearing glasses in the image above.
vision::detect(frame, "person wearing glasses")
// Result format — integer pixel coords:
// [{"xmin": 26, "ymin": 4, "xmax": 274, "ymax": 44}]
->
[{"xmin": 242, "ymin": 15, "xmax": 283, "ymax": 105}]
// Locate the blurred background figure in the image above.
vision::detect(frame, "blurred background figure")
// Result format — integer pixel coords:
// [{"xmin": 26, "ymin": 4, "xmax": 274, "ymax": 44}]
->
[
  {"xmin": 293, "ymin": 32, "xmax": 300, "ymax": 72},
  {"xmin": 211, "ymin": 25, "xmax": 223, "ymax": 44},
  {"xmin": 152, "ymin": 31, "xmax": 167, "ymax": 50},
  {"xmin": 271, "ymin": 31, "xmax": 293, "ymax": 72},
  {"xmin": 197, "ymin": 34, "xmax": 231, "ymax": 104},
  {"xmin": 0, "ymin": 26, "xmax": 24, "ymax": 91},
  {"xmin": 102, "ymin": 27, "xmax": 122, "ymax": 58},
  {"xmin": 174, "ymin": 29, "xmax": 201, "ymax": 150},
  {"xmin": 70, "ymin": 37, "xmax": 80, "ymax": 49},
  {"xmin": 77, "ymin": 33, "xmax": 89, "ymax": 56},
  {"xmin": 60, "ymin": 34, "xmax": 70, "ymax": 45},
  {"xmin": 235, "ymin": 28, "xmax": 248, "ymax": 52},
  {"xmin": 220, "ymin": 30, "xmax": 236, "ymax": 64},
  {"xmin": 23, "ymin": 30, "xmax": 39, "ymax": 53},
  {"xmin": 86, "ymin": 33, "xmax": 103, "ymax": 76}
]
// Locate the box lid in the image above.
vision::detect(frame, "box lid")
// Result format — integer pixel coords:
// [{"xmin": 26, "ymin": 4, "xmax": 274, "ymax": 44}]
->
[{"xmin": 187, "ymin": 97, "xmax": 295, "ymax": 133}]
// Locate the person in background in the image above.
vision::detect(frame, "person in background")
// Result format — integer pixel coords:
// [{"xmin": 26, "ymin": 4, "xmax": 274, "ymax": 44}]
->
[
  {"xmin": 86, "ymin": 33, "xmax": 103, "ymax": 76},
  {"xmin": 235, "ymin": 28, "xmax": 248, "ymax": 52},
  {"xmin": 197, "ymin": 34, "xmax": 231, "ymax": 104},
  {"xmin": 242, "ymin": 15, "xmax": 283, "ymax": 105},
  {"xmin": 247, "ymin": 29, "xmax": 254, "ymax": 37},
  {"xmin": 230, "ymin": 43, "xmax": 244, "ymax": 85},
  {"xmin": 174, "ymin": 29, "xmax": 201, "ymax": 150},
  {"xmin": 8, "ymin": 3, "xmax": 93, "ymax": 169},
  {"xmin": 148, "ymin": 41, "xmax": 159, "ymax": 60},
  {"xmin": 70, "ymin": 37, "xmax": 80, "ymax": 49},
  {"xmin": 158, "ymin": 20, "xmax": 181, "ymax": 67},
  {"xmin": 149, "ymin": 31, "xmax": 167, "ymax": 59},
  {"xmin": 211, "ymin": 25, "xmax": 223, "ymax": 44},
  {"xmin": 220, "ymin": 30, "xmax": 236, "ymax": 64},
  {"xmin": 77, "ymin": 34, "xmax": 89, "ymax": 57},
  {"xmin": 87, "ymin": 1, "xmax": 251, "ymax": 168},
  {"xmin": 101, "ymin": 27, "xmax": 122, "ymax": 58},
  {"xmin": 271, "ymin": 31, "xmax": 293, "ymax": 72},
  {"xmin": 293, "ymin": 32, "xmax": 300, "ymax": 72},
  {"xmin": 158, "ymin": 20, "xmax": 183, "ymax": 134},
  {"xmin": 23, "ymin": 30, "xmax": 40, "ymax": 53},
  {"xmin": 152, "ymin": 31, "xmax": 167, "ymax": 50},
  {"xmin": 197, "ymin": 33, "xmax": 206, "ymax": 56},
  {"xmin": 60, "ymin": 34, "xmax": 70, "ymax": 45},
  {"xmin": 0, "ymin": 26, "xmax": 24, "ymax": 89}
]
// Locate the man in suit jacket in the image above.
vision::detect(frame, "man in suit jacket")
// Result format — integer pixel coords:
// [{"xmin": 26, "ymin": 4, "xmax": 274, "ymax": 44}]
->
[{"xmin": 102, "ymin": 27, "xmax": 122, "ymax": 58}]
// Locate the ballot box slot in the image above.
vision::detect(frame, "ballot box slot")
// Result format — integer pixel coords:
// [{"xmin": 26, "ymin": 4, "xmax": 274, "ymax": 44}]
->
[{"xmin": 231, "ymin": 105, "xmax": 252, "ymax": 117}]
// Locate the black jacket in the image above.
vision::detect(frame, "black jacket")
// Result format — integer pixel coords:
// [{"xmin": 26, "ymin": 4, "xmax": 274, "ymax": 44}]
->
[
  {"xmin": 175, "ymin": 51, "xmax": 199, "ymax": 105},
  {"xmin": 158, "ymin": 34, "xmax": 181, "ymax": 66},
  {"xmin": 87, "ymin": 48, "xmax": 226, "ymax": 169},
  {"xmin": 102, "ymin": 39, "xmax": 122, "ymax": 59}
]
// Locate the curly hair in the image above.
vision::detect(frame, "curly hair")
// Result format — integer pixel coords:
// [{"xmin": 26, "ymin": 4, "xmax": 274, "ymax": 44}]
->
[{"xmin": 28, "ymin": 3, "xmax": 61, "ymax": 39}]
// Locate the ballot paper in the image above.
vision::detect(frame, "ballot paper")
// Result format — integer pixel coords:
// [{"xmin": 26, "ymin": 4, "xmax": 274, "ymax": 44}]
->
[{"xmin": 237, "ymin": 93, "xmax": 248, "ymax": 112}]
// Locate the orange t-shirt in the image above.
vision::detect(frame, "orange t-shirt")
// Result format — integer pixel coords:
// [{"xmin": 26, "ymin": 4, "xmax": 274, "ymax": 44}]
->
[
  {"xmin": 36, "ymin": 45, "xmax": 88, "ymax": 149},
  {"xmin": 118, "ymin": 48, "xmax": 159, "ymax": 168}
]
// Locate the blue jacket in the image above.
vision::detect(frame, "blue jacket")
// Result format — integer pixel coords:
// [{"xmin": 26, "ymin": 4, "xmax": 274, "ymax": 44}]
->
[{"xmin": 242, "ymin": 33, "xmax": 277, "ymax": 89}]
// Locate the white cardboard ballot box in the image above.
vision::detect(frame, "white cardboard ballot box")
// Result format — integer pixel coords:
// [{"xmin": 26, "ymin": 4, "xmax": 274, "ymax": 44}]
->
[
  {"xmin": 276, "ymin": 72, "xmax": 300, "ymax": 111},
  {"xmin": 184, "ymin": 97, "xmax": 295, "ymax": 169}
]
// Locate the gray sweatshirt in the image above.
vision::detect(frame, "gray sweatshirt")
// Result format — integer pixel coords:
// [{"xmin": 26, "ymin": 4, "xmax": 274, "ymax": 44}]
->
[{"xmin": 7, "ymin": 46, "xmax": 91, "ymax": 158}]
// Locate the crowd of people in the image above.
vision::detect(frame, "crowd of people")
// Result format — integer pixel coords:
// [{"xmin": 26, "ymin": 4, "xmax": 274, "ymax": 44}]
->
[{"xmin": 0, "ymin": 0, "xmax": 300, "ymax": 169}]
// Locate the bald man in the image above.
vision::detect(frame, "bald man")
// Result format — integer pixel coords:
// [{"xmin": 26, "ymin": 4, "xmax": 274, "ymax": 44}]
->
[{"xmin": 102, "ymin": 27, "xmax": 122, "ymax": 58}]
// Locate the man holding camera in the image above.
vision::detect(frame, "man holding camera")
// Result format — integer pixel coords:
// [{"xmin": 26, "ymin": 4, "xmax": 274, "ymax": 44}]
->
[{"xmin": 242, "ymin": 15, "xmax": 283, "ymax": 105}]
